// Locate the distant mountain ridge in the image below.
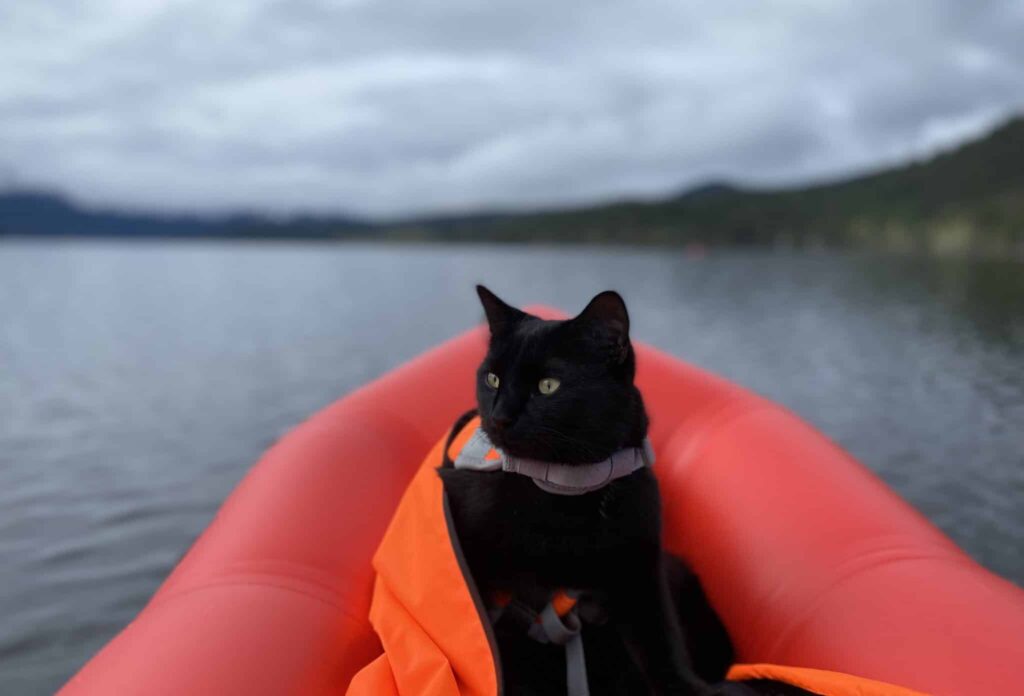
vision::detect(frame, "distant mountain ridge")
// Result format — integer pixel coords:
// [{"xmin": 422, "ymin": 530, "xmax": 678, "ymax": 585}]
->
[
  {"xmin": 0, "ymin": 191, "xmax": 371, "ymax": 239},
  {"xmin": 388, "ymin": 116, "xmax": 1024, "ymax": 254},
  {"xmin": 3, "ymin": 116, "xmax": 1022, "ymax": 254}
]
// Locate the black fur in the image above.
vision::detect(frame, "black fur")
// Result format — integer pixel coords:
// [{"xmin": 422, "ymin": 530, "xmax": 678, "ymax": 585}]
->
[{"xmin": 439, "ymin": 287, "xmax": 733, "ymax": 695}]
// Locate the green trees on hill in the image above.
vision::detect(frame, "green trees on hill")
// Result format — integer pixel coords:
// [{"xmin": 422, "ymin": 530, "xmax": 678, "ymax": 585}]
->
[{"xmin": 385, "ymin": 117, "xmax": 1024, "ymax": 254}]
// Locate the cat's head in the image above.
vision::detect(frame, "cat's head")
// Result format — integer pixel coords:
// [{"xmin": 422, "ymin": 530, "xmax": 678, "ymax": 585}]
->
[{"xmin": 474, "ymin": 285, "xmax": 647, "ymax": 464}]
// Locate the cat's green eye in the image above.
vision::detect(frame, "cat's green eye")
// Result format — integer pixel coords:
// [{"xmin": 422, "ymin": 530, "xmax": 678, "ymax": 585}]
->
[
  {"xmin": 486, "ymin": 372, "xmax": 500, "ymax": 389},
  {"xmin": 538, "ymin": 377, "xmax": 560, "ymax": 395}
]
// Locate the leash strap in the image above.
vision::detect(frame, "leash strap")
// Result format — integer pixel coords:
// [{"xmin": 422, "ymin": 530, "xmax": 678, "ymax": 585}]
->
[
  {"xmin": 493, "ymin": 592, "xmax": 591, "ymax": 696},
  {"xmin": 534, "ymin": 602, "xmax": 589, "ymax": 696}
]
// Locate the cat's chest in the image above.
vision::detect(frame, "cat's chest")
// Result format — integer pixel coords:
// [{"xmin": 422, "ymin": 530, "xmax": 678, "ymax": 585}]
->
[{"xmin": 444, "ymin": 468, "xmax": 660, "ymax": 562}]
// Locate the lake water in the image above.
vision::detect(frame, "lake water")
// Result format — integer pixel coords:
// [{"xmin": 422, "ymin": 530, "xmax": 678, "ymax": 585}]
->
[{"xmin": 1, "ymin": 241, "xmax": 1022, "ymax": 694}]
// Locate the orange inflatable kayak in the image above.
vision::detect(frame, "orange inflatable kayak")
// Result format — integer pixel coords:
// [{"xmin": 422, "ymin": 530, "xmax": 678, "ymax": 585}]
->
[{"xmin": 59, "ymin": 311, "xmax": 1024, "ymax": 695}]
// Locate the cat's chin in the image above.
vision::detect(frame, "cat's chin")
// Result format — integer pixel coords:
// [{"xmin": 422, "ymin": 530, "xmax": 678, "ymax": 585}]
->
[
  {"xmin": 480, "ymin": 423, "xmax": 512, "ymax": 452},
  {"xmin": 482, "ymin": 425, "xmax": 536, "ymax": 460},
  {"xmin": 485, "ymin": 426, "xmax": 615, "ymax": 464}
]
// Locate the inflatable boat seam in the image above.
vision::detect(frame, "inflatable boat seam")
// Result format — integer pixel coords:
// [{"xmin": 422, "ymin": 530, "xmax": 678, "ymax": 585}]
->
[
  {"xmin": 339, "ymin": 403, "xmax": 437, "ymax": 454},
  {"xmin": 301, "ymin": 401, "xmax": 436, "ymax": 459},
  {"xmin": 341, "ymin": 326, "xmax": 488, "ymax": 443},
  {"xmin": 150, "ymin": 575, "xmax": 368, "ymax": 626},
  {"xmin": 663, "ymin": 399, "xmax": 776, "ymax": 491}
]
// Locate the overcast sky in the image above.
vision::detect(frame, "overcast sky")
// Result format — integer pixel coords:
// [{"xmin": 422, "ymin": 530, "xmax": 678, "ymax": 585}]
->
[{"xmin": 2, "ymin": 1, "xmax": 1022, "ymax": 219}]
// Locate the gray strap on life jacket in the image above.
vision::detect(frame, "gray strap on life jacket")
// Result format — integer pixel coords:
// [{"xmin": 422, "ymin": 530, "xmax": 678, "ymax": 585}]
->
[
  {"xmin": 452, "ymin": 427, "xmax": 502, "ymax": 471},
  {"xmin": 528, "ymin": 601, "xmax": 589, "ymax": 696},
  {"xmin": 453, "ymin": 426, "xmax": 654, "ymax": 496}
]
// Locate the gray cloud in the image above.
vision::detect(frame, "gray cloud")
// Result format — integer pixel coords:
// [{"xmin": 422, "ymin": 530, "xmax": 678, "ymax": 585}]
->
[{"xmin": 1, "ymin": 0, "xmax": 1022, "ymax": 218}]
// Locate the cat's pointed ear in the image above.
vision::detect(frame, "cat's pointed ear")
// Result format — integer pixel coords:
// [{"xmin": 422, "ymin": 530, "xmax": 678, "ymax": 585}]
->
[
  {"xmin": 575, "ymin": 291, "xmax": 631, "ymax": 363},
  {"xmin": 477, "ymin": 285, "xmax": 525, "ymax": 335}
]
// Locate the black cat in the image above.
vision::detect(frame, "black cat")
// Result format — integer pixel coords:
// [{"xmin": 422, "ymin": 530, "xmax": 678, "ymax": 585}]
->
[{"xmin": 438, "ymin": 287, "xmax": 732, "ymax": 696}]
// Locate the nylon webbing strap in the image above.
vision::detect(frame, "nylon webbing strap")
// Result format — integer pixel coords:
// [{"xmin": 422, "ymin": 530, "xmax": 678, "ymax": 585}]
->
[
  {"xmin": 452, "ymin": 423, "xmax": 655, "ymax": 496},
  {"xmin": 528, "ymin": 601, "xmax": 589, "ymax": 696},
  {"xmin": 565, "ymin": 630, "xmax": 588, "ymax": 696}
]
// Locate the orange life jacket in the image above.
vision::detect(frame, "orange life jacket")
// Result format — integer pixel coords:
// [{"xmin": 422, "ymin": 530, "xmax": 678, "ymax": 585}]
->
[{"xmin": 346, "ymin": 417, "xmax": 927, "ymax": 696}]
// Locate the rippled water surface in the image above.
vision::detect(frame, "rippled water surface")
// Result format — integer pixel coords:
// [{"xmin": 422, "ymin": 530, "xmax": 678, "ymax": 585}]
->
[{"xmin": 1, "ymin": 241, "xmax": 1023, "ymax": 694}]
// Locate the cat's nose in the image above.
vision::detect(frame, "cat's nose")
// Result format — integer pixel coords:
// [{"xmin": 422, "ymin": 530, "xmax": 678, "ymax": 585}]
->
[{"xmin": 491, "ymin": 414, "xmax": 514, "ymax": 430}]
